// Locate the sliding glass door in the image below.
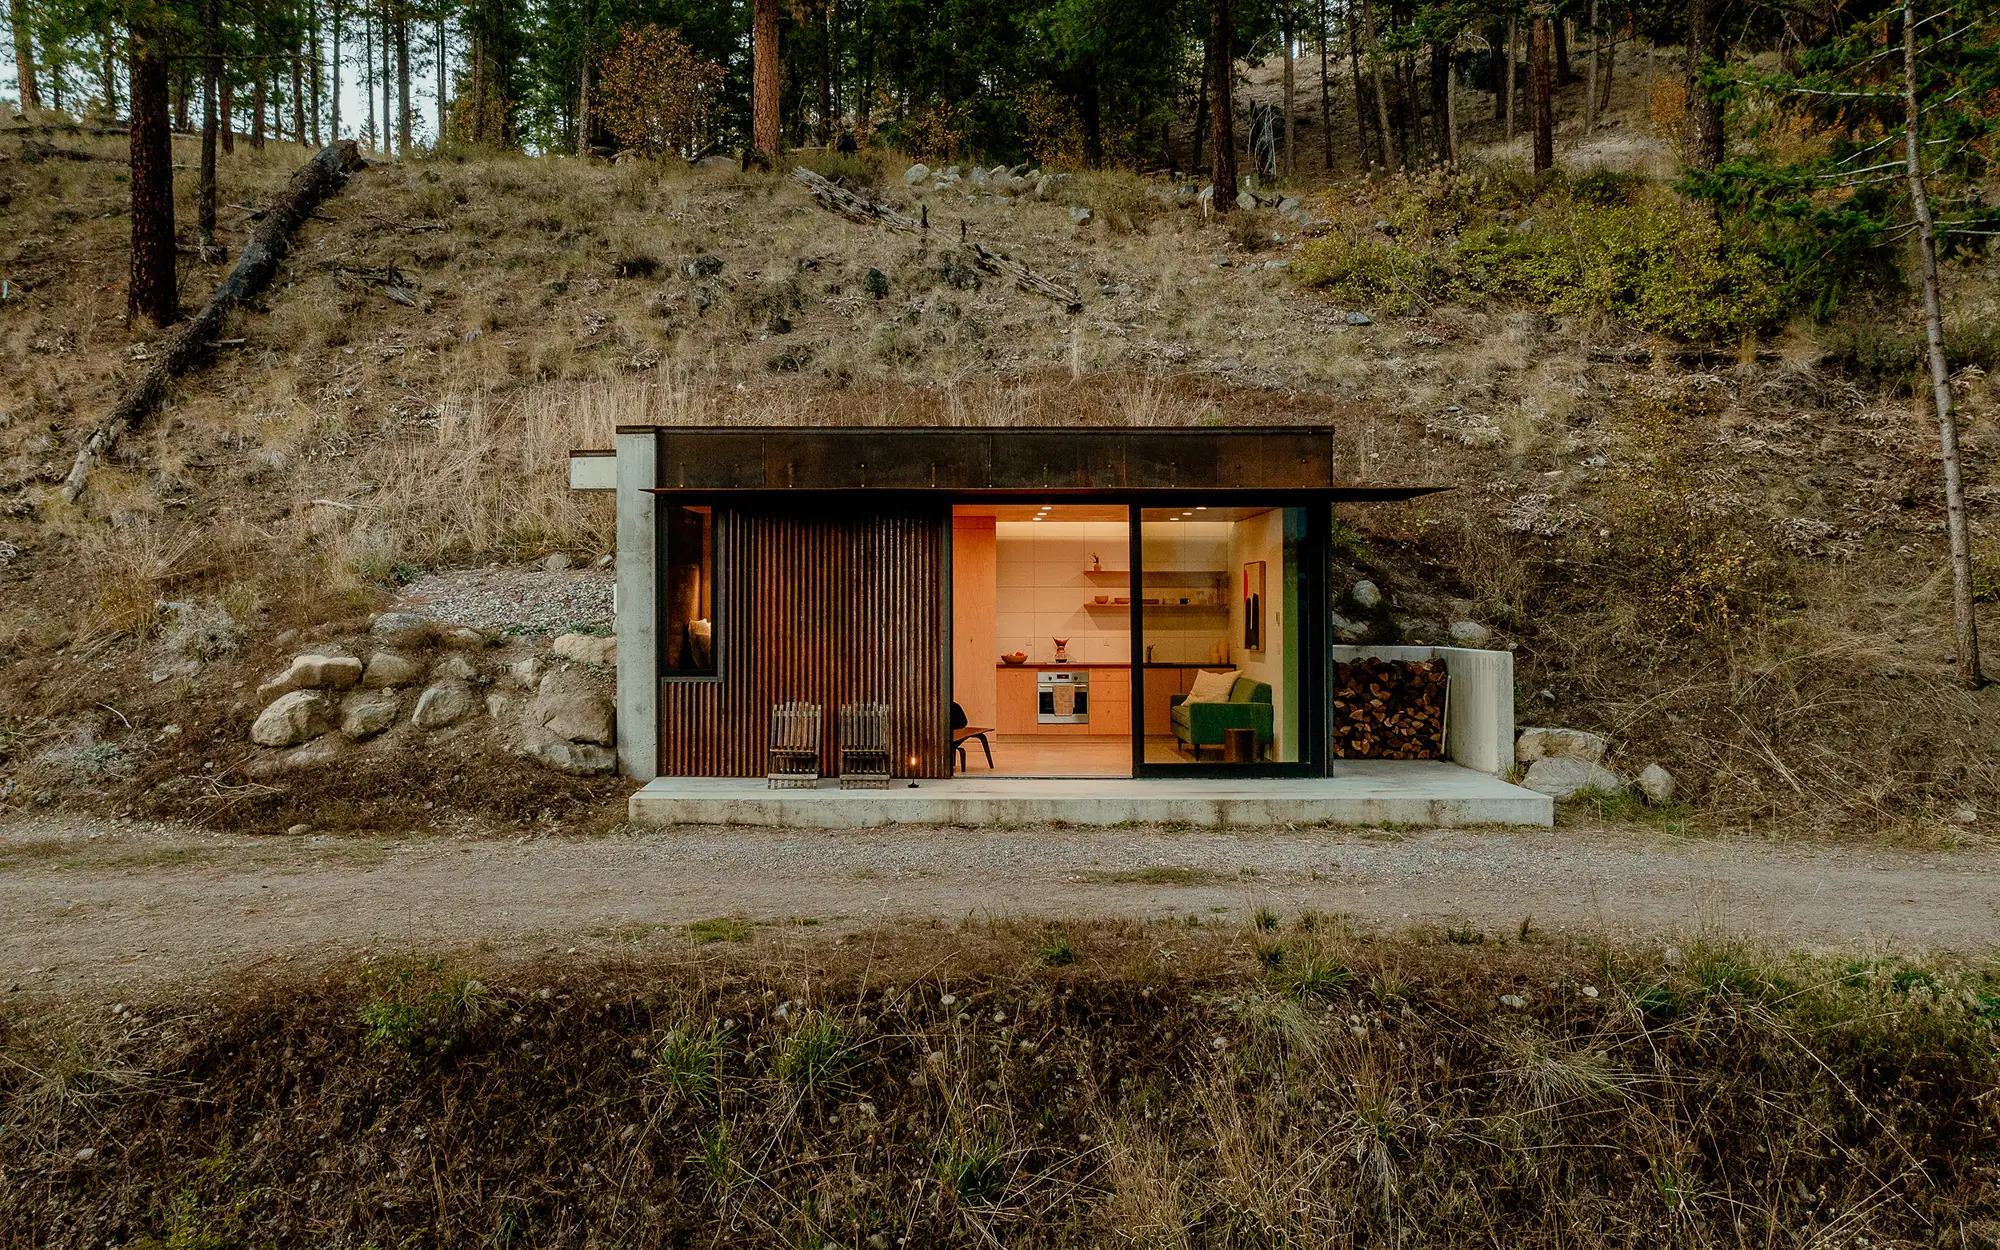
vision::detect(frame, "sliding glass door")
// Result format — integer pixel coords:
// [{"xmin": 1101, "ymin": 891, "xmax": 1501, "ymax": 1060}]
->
[{"xmin": 1130, "ymin": 505, "xmax": 1319, "ymax": 775}]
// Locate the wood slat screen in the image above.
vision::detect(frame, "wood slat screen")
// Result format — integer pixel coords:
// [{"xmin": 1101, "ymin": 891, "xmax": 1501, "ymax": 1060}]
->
[{"xmin": 658, "ymin": 506, "xmax": 952, "ymax": 778}]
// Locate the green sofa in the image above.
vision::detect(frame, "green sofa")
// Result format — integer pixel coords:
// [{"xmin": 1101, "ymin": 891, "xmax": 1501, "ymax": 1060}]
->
[{"xmin": 1169, "ymin": 678, "xmax": 1274, "ymax": 761}]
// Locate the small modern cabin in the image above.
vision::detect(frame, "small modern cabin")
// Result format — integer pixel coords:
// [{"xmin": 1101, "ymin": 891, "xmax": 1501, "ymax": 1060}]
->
[{"xmin": 573, "ymin": 425, "xmax": 1528, "ymax": 815}]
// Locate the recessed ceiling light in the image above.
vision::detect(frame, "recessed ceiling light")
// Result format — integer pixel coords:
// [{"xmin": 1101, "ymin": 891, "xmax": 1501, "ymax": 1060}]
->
[{"xmin": 1195, "ymin": 506, "xmax": 1207, "ymax": 511}]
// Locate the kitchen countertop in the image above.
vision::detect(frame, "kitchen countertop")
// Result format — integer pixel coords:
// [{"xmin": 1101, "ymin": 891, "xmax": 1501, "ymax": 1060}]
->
[{"xmin": 994, "ymin": 662, "xmax": 1221, "ymax": 669}]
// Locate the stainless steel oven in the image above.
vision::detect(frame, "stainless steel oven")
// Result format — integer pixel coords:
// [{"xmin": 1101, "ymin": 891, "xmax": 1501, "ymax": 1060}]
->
[{"xmin": 1037, "ymin": 670, "xmax": 1090, "ymax": 724}]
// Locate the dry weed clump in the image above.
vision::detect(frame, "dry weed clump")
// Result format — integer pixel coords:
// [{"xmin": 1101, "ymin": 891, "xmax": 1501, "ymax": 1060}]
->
[{"xmin": 1, "ymin": 922, "xmax": 1994, "ymax": 1248}]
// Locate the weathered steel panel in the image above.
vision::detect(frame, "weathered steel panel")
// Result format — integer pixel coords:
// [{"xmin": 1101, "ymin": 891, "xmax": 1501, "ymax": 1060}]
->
[
  {"xmin": 658, "ymin": 506, "xmax": 952, "ymax": 779},
  {"xmin": 639, "ymin": 428, "xmax": 1377, "ymax": 494}
]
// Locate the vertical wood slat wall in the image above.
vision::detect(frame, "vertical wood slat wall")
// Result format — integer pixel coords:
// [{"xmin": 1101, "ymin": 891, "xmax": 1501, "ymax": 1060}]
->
[{"xmin": 658, "ymin": 506, "xmax": 952, "ymax": 778}]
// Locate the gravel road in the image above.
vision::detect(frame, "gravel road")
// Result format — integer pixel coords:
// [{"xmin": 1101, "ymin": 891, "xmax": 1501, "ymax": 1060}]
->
[
  {"xmin": 3, "ymin": 816, "xmax": 1995, "ymax": 995},
  {"xmin": 394, "ymin": 564, "xmax": 614, "ymax": 632}
]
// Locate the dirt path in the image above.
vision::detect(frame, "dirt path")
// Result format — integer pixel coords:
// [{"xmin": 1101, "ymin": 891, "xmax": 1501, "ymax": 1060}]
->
[{"xmin": 2, "ymin": 815, "xmax": 1995, "ymax": 995}]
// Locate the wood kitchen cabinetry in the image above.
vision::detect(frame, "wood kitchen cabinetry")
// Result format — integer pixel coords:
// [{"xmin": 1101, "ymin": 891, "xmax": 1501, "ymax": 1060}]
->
[
  {"xmin": 996, "ymin": 664, "xmax": 1218, "ymax": 736},
  {"xmin": 995, "ymin": 664, "xmax": 1130, "ymax": 735}
]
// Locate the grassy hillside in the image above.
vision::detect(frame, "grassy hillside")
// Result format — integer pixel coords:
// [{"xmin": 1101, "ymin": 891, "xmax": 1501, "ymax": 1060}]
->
[
  {"xmin": 3, "ymin": 921, "xmax": 1996, "ymax": 1247},
  {"xmin": 2, "ymin": 54, "xmax": 1999, "ymax": 835}
]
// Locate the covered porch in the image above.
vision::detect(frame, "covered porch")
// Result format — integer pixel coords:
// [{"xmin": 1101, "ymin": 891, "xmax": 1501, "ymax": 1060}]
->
[{"xmin": 627, "ymin": 760, "xmax": 1552, "ymax": 828}]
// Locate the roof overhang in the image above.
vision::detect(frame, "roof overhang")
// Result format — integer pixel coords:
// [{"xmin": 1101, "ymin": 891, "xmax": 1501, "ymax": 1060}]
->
[{"xmin": 614, "ymin": 426, "xmax": 1446, "ymax": 498}]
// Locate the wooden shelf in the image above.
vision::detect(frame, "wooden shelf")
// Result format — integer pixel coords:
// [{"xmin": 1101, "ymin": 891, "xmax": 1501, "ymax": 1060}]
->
[{"xmin": 1086, "ymin": 601, "xmax": 1224, "ymax": 612}]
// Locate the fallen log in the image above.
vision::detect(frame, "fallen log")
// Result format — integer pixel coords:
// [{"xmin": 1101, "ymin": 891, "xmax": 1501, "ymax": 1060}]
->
[
  {"xmin": 789, "ymin": 166, "xmax": 1081, "ymax": 312},
  {"xmin": 61, "ymin": 140, "xmax": 364, "ymax": 504}
]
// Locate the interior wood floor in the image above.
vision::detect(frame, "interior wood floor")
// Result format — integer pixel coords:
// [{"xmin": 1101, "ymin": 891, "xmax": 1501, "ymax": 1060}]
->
[{"xmin": 957, "ymin": 734, "xmax": 1212, "ymax": 776}]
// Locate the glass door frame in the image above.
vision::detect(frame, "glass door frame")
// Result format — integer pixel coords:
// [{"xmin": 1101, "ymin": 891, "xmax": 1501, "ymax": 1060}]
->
[{"xmin": 1127, "ymin": 502, "xmax": 1329, "ymax": 779}]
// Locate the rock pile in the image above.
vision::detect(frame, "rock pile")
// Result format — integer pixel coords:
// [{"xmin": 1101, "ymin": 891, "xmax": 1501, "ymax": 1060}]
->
[
  {"xmin": 1514, "ymin": 726, "xmax": 1677, "ymax": 805},
  {"xmin": 244, "ymin": 612, "xmax": 619, "ymax": 778}
]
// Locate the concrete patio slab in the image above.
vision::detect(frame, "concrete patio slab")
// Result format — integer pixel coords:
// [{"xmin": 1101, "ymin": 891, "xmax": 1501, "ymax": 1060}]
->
[{"xmin": 628, "ymin": 760, "xmax": 1553, "ymax": 828}]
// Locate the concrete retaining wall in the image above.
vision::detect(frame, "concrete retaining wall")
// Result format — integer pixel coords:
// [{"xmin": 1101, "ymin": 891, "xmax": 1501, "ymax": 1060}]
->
[{"xmin": 1329, "ymin": 645, "xmax": 1514, "ymax": 775}]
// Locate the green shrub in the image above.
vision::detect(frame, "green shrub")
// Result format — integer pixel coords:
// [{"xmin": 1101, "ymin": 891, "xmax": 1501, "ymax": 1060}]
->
[{"xmin": 1298, "ymin": 175, "xmax": 1787, "ymax": 341}]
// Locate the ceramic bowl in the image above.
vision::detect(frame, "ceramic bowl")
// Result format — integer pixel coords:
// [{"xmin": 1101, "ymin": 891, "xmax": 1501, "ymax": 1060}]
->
[{"xmin": 1001, "ymin": 653, "xmax": 1028, "ymax": 665}]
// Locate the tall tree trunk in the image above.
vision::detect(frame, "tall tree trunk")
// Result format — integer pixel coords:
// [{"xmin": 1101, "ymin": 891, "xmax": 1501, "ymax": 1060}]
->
[
  {"xmin": 1555, "ymin": 14, "xmax": 1573, "ymax": 85},
  {"xmin": 1902, "ymin": 0, "xmax": 1981, "ymax": 685},
  {"xmin": 1206, "ymin": 0, "xmax": 1237, "ymax": 210},
  {"xmin": 395, "ymin": 12, "xmax": 410, "ymax": 151},
  {"xmin": 251, "ymin": 66, "xmax": 266, "ymax": 149},
  {"xmin": 435, "ymin": 9, "xmax": 446, "ymax": 140},
  {"xmin": 364, "ymin": 7, "xmax": 377, "ymax": 149},
  {"xmin": 1364, "ymin": 0, "xmax": 1391, "ymax": 167},
  {"xmin": 1445, "ymin": 38, "xmax": 1458, "ymax": 161},
  {"xmin": 1600, "ymin": 9, "xmax": 1625, "ymax": 113},
  {"xmin": 1281, "ymin": 2, "xmax": 1294, "ymax": 175},
  {"xmin": 310, "ymin": 6, "xmax": 321, "ymax": 143},
  {"xmin": 1318, "ymin": 0, "xmax": 1333, "ymax": 170},
  {"xmin": 1080, "ymin": 78, "xmax": 1103, "ymax": 168},
  {"xmin": 817, "ymin": 0, "xmax": 831, "ymax": 145},
  {"xmin": 380, "ymin": 0, "xmax": 393, "ymax": 154},
  {"xmin": 1347, "ymin": 0, "xmax": 1373, "ymax": 163},
  {"xmin": 1193, "ymin": 68, "xmax": 1207, "ymax": 169},
  {"xmin": 99, "ymin": 24, "xmax": 121, "ymax": 117},
  {"xmin": 199, "ymin": 0, "xmax": 221, "ymax": 260},
  {"xmin": 128, "ymin": 22, "xmax": 178, "ymax": 328},
  {"xmin": 1531, "ymin": 3, "xmax": 1553, "ymax": 171},
  {"xmin": 575, "ymin": 0, "xmax": 591, "ymax": 154},
  {"xmin": 172, "ymin": 65, "xmax": 191, "ymax": 131},
  {"xmin": 292, "ymin": 38, "xmax": 306, "ymax": 144},
  {"xmin": 1429, "ymin": 38, "xmax": 1450, "ymax": 163},
  {"xmin": 1683, "ymin": 0, "xmax": 1725, "ymax": 169},
  {"xmin": 1584, "ymin": 0, "xmax": 1599, "ymax": 131},
  {"xmin": 1504, "ymin": 17, "xmax": 1516, "ymax": 138},
  {"xmin": 470, "ymin": 29, "xmax": 484, "ymax": 143},
  {"xmin": 752, "ymin": 0, "xmax": 780, "ymax": 157},
  {"xmin": 331, "ymin": 0, "xmax": 342, "ymax": 140},
  {"xmin": 9, "ymin": 0, "xmax": 40, "ymax": 115}
]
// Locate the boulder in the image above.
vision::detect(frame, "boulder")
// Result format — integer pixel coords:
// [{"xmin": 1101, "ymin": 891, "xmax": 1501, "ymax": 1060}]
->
[
  {"xmin": 339, "ymin": 690, "xmax": 402, "ymax": 740},
  {"xmin": 1637, "ymin": 763, "xmax": 1677, "ymax": 805},
  {"xmin": 1329, "ymin": 611, "xmax": 1369, "ymax": 643},
  {"xmin": 1068, "ymin": 205, "xmax": 1092, "ymax": 224},
  {"xmin": 1351, "ymin": 580, "xmax": 1383, "ymax": 611},
  {"xmin": 437, "ymin": 625, "xmax": 487, "ymax": 651},
  {"xmin": 525, "ymin": 739, "xmax": 617, "ymax": 775},
  {"xmin": 411, "ymin": 682, "xmax": 475, "ymax": 730},
  {"xmin": 1034, "ymin": 173, "xmax": 1069, "ymax": 201},
  {"xmin": 1522, "ymin": 757, "xmax": 1624, "ymax": 800},
  {"xmin": 1447, "ymin": 620, "xmax": 1491, "ymax": 645},
  {"xmin": 904, "ymin": 162, "xmax": 930, "ymax": 186},
  {"xmin": 543, "ymin": 552, "xmax": 573, "ymax": 572},
  {"xmin": 370, "ymin": 611, "xmax": 435, "ymax": 649},
  {"xmin": 255, "ymin": 650, "xmax": 363, "ymax": 701},
  {"xmin": 1345, "ymin": 311, "xmax": 1373, "ymax": 326},
  {"xmin": 1516, "ymin": 727, "xmax": 1610, "ymax": 765},
  {"xmin": 247, "ymin": 735, "xmax": 346, "ymax": 778},
  {"xmin": 361, "ymin": 650, "xmax": 424, "ymax": 688},
  {"xmin": 532, "ymin": 671, "xmax": 615, "ymax": 745},
  {"xmin": 432, "ymin": 651, "xmax": 479, "ymax": 682},
  {"xmin": 552, "ymin": 632, "xmax": 617, "ymax": 667},
  {"xmin": 250, "ymin": 690, "xmax": 334, "ymax": 748},
  {"xmin": 969, "ymin": 166, "xmax": 989, "ymax": 188},
  {"xmin": 504, "ymin": 655, "xmax": 545, "ymax": 689}
]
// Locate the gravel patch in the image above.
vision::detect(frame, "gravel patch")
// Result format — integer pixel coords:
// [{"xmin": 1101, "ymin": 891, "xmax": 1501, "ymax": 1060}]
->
[{"xmin": 395, "ymin": 565, "xmax": 614, "ymax": 633}]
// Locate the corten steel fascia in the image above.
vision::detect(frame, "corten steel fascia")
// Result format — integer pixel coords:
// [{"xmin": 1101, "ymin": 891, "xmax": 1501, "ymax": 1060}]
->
[{"xmin": 614, "ymin": 427, "xmax": 1446, "ymax": 496}]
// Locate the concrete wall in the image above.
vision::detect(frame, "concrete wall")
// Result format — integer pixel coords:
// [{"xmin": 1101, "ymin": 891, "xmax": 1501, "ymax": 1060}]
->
[
  {"xmin": 1328, "ymin": 645, "xmax": 1514, "ymax": 776},
  {"xmin": 614, "ymin": 432, "xmax": 658, "ymax": 782}
]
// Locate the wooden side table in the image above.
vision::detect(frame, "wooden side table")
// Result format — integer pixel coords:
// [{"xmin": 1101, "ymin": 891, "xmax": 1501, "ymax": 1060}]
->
[{"xmin": 1223, "ymin": 727, "xmax": 1257, "ymax": 765}]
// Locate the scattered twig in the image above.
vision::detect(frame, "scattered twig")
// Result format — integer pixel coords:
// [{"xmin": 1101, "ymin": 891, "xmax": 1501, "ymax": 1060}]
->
[
  {"xmin": 789, "ymin": 166, "xmax": 1082, "ymax": 312},
  {"xmin": 339, "ymin": 264, "xmax": 425, "ymax": 308}
]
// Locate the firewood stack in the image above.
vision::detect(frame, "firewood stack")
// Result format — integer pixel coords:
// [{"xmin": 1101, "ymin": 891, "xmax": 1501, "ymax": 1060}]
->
[{"xmin": 1329, "ymin": 659, "xmax": 1447, "ymax": 759}]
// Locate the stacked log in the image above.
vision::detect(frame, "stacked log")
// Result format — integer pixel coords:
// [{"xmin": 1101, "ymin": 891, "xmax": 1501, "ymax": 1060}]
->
[{"xmin": 1329, "ymin": 659, "xmax": 1447, "ymax": 759}]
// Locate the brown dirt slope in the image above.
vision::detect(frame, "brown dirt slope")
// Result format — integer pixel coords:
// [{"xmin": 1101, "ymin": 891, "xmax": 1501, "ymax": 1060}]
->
[{"xmin": 2, "ymin": 58, "xmax": 1999, "ymax": 837}]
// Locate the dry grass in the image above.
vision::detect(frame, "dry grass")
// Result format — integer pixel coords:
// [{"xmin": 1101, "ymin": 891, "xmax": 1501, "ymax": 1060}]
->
[
  {"xmin": 1, "ymin": 920, "xmax": 1994, "ymax": 1247},
  {"xmin": 3, "ymin": 99, "xmax": 1999, "ymax": 837}
]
